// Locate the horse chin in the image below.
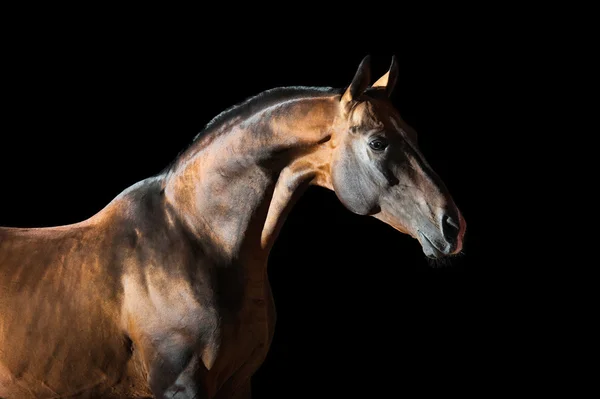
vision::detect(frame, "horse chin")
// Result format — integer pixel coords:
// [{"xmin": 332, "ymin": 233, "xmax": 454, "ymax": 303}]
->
[{"xmin": 418, "ymin": 231, "xmax": 447, "ymax": 259}]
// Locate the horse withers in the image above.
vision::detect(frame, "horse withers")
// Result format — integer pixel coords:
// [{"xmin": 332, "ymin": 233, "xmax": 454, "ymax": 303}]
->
[{"xmin": 0, "ymin": 55, "xmax": 466, "ymax": 398}]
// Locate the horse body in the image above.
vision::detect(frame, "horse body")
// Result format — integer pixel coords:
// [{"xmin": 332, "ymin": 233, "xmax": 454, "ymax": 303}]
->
[
  {"xmin": 0, "ymin": 173, "xmax": 278, "ymax": 398},
  {"xmin": 0, "ymin": 56, "xmax": 466, "ymax": 398},
  {"xmin": 1, "ymin": 89, "xmax": 337, "ymax": 398}
]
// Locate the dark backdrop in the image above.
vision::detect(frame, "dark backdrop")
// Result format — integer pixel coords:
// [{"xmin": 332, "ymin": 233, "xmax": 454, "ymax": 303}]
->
[{"xmin": 0, "ymin": 13, "xmax": 514, "ymax": 398}]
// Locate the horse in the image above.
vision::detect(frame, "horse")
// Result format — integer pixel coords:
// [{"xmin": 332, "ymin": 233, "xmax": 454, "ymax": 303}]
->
[{"xmin": 0, "ymin": 55, "xmax": 466, "ymax": 398}]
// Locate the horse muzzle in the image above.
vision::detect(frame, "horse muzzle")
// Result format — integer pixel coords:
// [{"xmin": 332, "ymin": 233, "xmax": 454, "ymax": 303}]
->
[{"xmin": 418, "ymin": 211, "xmax": 465, "ymax": 259}]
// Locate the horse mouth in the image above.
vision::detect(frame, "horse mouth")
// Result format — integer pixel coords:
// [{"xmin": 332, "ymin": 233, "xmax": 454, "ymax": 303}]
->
[{"xmin": 418, "ymin": 231, "xmax": 446, "ymax": 259}]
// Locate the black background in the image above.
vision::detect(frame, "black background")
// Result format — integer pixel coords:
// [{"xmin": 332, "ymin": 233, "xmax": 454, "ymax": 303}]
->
[{"xmin": 0, "ymin": 8, "xmax": 527, "ymax": 398}]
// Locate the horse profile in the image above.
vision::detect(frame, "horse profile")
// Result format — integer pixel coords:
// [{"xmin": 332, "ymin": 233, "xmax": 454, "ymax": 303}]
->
[{"xmin": 0, "ymin": 55, "xmax": 466, "ymax": 398}]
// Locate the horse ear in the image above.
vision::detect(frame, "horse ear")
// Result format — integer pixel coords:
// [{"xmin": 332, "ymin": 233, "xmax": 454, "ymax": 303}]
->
[
  {"xmin": 341, "ymin": 55, "xmax": 372, "ymax": 106},
  {"xmin": 371, "ymin": 55, "xmax": 399, "ymax": 97}
]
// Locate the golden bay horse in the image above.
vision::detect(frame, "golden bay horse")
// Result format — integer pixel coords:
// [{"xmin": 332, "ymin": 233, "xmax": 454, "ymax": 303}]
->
[{"xmin": 0, "ymin": 56, "xmax": 466, "ymax": 398}]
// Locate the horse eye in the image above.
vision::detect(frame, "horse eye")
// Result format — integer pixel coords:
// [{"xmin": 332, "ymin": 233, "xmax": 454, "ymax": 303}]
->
[{"xmin": 368, "ymin": 138, "xmax": 388, "ymax": 151}]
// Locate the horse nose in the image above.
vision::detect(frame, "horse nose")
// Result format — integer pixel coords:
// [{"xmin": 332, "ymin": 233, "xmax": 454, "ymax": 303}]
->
[{"xmin": 441, "ymin": 212, "xmax": 461, "ymax": 245}]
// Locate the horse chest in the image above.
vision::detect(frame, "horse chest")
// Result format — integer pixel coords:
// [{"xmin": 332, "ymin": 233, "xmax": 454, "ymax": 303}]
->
[
  {"xmin": 123, "ymin": 259, "xmax": 274, "ymax": 395},
  {"xmin": 207, "ymin": 266, "xmax": 275, "ymax": 393}
]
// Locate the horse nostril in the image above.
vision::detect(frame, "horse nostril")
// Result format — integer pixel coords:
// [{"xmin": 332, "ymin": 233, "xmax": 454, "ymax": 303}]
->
[
  {"xmin": 442, "ymin": 214, "xmax": 460, "ymax": 243},
  {"xmin": 445, "ymin": 215, "xmax": 460, "ymax": 230}
]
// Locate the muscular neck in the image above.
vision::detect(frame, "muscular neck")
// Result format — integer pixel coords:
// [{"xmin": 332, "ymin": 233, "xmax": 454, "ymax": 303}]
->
[{"xmin": 163, "ymin": 95, "xmax": 340, "ymax": 263}]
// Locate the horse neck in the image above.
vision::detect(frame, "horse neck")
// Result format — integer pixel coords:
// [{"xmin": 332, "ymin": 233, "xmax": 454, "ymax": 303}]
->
[{"xmin": 163, "ymin": 94, "xmax": 341, "ymax": 264}]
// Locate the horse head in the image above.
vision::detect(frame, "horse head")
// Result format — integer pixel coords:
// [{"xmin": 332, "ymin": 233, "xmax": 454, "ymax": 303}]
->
[{"xmin": 329, "ymin": 55, "xmax": 466, "ymax": 259}]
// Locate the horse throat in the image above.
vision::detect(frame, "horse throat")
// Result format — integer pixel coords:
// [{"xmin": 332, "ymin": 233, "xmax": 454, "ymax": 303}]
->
[{"xmin": 163, "ymin": 95, "xmax": 339, "ymax": 263}]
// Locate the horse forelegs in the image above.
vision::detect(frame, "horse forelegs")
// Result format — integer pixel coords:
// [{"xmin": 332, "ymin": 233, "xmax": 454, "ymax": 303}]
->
[
  {"xmin": 139, "ymin": 337, "xmax": 208, "ymax": 399},
  {"xmin": 151, "ymin": 356, "xmax": 207, "ymax": 399}
]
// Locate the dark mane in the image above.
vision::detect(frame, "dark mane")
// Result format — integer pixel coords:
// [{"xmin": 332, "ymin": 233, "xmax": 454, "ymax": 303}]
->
[
  {"xmin": 196, "ymin": 86, "xmax": 341, "ymax": 142},
  {"xmin": 161, "ymin": 86, "xmax": 342, "ymax": 175}
]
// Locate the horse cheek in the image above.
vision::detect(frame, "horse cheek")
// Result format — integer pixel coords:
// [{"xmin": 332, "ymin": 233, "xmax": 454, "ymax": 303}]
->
[{"xmin": 331, "ymin": 155, "xmax": 378, "ymax": 215}]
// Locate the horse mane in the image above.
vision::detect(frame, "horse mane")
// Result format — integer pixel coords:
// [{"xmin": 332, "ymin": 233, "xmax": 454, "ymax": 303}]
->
[
  {"xmin": 162, "ymin": 86, "xmax": 343, "ymax": 174},
  {"xmin": 196, "ymin": 86, "xmax": 341, "ymax": 142}
]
